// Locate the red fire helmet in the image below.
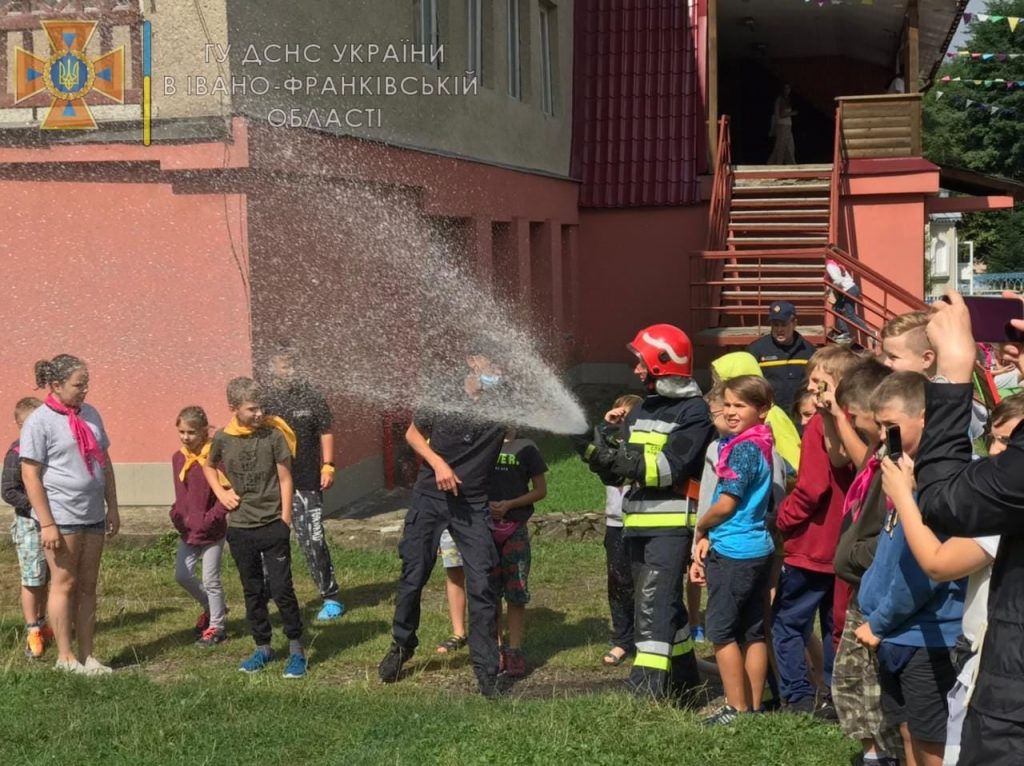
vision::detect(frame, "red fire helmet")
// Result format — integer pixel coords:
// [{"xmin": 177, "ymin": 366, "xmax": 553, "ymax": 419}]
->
[{"xmin": 628, "ymin": 324, "xmax": 693, "ymax": 378}]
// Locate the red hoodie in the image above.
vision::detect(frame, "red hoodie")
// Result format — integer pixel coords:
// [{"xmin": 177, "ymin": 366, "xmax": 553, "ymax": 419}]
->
[
  {"xmin": 775, "ymin": 413, "xmax": 854, "ymax": 573},
  {"xmin": 169, "ymin": 450, "xmax": 227, "ymax": 547}
]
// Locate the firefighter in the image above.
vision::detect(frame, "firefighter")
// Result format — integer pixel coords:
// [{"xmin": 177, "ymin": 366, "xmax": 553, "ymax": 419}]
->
[{"xmin": 584, "ymin": 323, "xmax": 715, "ymax": 702}]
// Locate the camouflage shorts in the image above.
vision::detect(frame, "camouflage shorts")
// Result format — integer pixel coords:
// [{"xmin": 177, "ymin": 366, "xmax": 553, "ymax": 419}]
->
[
  {"xmin": 494, "ymin": 523, "xmax": 531, "ymax": 606},
  {"xmin": 832, "ymin": 599, "xmax": 902, "ymax": 755}
]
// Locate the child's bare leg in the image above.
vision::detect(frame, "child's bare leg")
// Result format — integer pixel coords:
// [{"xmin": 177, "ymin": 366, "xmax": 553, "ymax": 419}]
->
[
  {"xmin": 900, "ymin": 723, "xmax": 919, "ymax": 766},
  {"xmin": 742, "ymin": 641, "xmax": 768, "ymax": 710},
  {"xmin": 445, "ymin": 566, "xmax": 467, "ymax": 638},
  {"xmin": 21, "ymin": 585, "xmax": 47, "ymax": 625},
  {"xmin": 686, "ymin": 580, "xmax": 702, "ymax": 630},
  {"xmin": 46, "ymin": 538, "xmax": 82, "ymax": 663},
  {"xmin": 912, "ymin": 738, "xmax": 944, "ymax": 766},
  {"xmin": 73, "ymin": 533, "xmax": 105, "ymax": 661},
  {"xmin": 714, "ymin": 641, "xmax": 751, "ymax": 711},
  {"xmin": 506, "ymin": 603, "xmax": 526, "ymax": 649},
  {"xmin": 806, "ymin": 634, "xmax": 824, "ymax": 689}
]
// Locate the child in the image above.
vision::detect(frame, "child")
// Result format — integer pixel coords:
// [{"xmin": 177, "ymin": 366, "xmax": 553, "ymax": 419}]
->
[
  {"xmin": 601, "ymin": 394, "xmax": 643, "ymax": 665},
  {"xmin": 435, "ymin": 530, "xmax": 468, "ymax": 656},
  {"xmin": 3, "ymin": 397, "xmax": 52, "ymax": 659},
  {"xmin": 690, "ymin": 375, "xmax": 777, "ymax": 724},
  {"xmin": 830, "ymin": 358, "xmax": 901, "ymax": 765},
  {"xmin": 774, "ymin": 344, "xmax": 859, "ymax": 715},
  {"xmin": 203, "ymin": 377, "xmax": 306, "ymax": 678},
  {"xmin": 261, "ymin": 345, "xmax": 345, "ymax": 623},
  {"xmin": 856, "ymin": 372, "xmax": 966, "ymax": 766},
  {"xmin": 21, "ymin": 355, "xmax": 119, "ymax": 675},
  {"xmin": 878, "ymin": 394, "xmax": 1024, "ymax": 766},
  {"xmin": 793, "ymin": 390, "xmax": 816, "ymax": 431},
  {"xmin": 489, "ymin": 430, "xmax": 548, "ymax": 677},
  {"xmin": 170, "ymin": 406, "xmax": 228, "ymax": 647}
]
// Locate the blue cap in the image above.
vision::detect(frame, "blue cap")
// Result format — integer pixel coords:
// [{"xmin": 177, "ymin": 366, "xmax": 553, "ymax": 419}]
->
[{"xmin": 769, "ymin": 301, "xmax": 797, "ymax": 321}]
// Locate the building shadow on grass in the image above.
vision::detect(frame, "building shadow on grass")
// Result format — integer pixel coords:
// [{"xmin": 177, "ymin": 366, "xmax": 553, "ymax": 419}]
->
[
  {"xmin": 332, "ymin": 581, "xmax": 395, "ymax": 612},
  {"xmin": 525, "ymin": 607, "xmax": 609, "ymax": 672},
  {"xmin": 108, "ymin": 626, "xmax": 198, "ymax": 668},
  {"xmin": 96, "ymin": 605, "xmax": 177, "ymax": 632}
]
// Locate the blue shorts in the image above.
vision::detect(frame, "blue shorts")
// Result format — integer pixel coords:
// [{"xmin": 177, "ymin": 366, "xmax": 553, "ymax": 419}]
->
[{"xmin": 57, "ymin": 520, "xmax": 106, "ymax": 536}]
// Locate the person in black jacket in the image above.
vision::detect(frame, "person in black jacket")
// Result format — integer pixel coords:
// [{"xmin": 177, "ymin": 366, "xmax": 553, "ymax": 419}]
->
[
  {"xmin": 747, "ymin": 301, "xmax": 817, "ymax": 414},
  {"xmin": 915, "ymin": 291, "xmax": 1024, "ymax": 765}
]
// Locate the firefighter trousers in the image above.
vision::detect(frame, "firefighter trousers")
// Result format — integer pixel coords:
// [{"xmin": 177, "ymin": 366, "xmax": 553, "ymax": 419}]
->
[{"xmin": 626, "ymin": 532, "xmax": 700, "ymax": 702}]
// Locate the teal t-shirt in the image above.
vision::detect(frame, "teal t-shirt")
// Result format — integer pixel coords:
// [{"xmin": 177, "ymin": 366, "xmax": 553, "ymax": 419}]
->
[{"xmin": 707, "ymin": 439, "xmax": 774, "ymax": 560}]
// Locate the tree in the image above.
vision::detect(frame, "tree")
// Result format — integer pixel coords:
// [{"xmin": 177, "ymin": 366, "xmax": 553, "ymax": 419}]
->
[{"xmin": 924, "ymin": 0, "xmax": 1024, "ymax": 272}]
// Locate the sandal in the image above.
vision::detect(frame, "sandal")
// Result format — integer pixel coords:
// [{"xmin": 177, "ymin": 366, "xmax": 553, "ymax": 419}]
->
[
  {"xmin": 436, "ymin": 635, "xmax": 467, "ymax": 655},
  {"xmin": 602, "ymin": 647, "xmax": 629, "ymax": 667}
]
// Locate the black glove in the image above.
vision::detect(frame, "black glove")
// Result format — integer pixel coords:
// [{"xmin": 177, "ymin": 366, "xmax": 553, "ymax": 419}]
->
[
  {"xmin": 581, "ymin": 425, "xmax": 616, "ymax": 467},
  {"xmin": 610, "ymin": 443, "xmax": 646, "ymax": 483}
]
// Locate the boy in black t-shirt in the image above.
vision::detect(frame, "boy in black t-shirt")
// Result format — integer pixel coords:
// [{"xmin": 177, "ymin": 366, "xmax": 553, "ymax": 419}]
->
[
  {"xmin": 489, "ymin": 432, "xmax": 547, "ymax": 678},
  {"xmin": 261, "ymin": 347, "xmax": 343, "ymax": 623},
  {"xmin": 378, "ymin": 352, "xmax": 508, "ymax": 697}
]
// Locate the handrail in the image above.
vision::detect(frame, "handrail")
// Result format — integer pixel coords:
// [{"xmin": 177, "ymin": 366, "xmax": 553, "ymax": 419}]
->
[
  {"xmin": 705, "ymin": 116, "xmax": 732, "ymax": 250},
  {"xmin": 829, "ymin": 103, "xmax": 843, "ymax": 246},
  {"xmin": 826, "ymin": 245, "xmax": 927, "ymax": 313}
]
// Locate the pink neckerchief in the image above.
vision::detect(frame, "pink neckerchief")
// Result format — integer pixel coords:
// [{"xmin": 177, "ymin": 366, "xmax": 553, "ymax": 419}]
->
[
  {"xmin": 716, "ymin": 424, "xmax": 774, "ymax": 480},
  {"xmin": 843, "ymin": 452, "xmax": 892, "ymax": 522},
  {"xmin": 45, "ymin": 394, "xmax": 105, "ymax": 476}
]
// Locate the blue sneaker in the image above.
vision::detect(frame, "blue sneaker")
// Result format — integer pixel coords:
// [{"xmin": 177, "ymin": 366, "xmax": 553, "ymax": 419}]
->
[
  {"xmin": 283, "ymin": 653, "xmax": 307, "ymax": 679},
  {"xmin": 316, "ymin": 599, "xmax": 345, "ymax": 622},
  {"xmin": 693, "ymin": 625, "xmax": 706, "ymax": 642},
  {"xmin": 239, "ymin": 648, "xmax": 272, "ymax": 673}
]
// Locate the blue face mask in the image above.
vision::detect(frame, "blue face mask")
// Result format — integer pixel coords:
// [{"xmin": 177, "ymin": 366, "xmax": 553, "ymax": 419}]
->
[{"xmin": 479, "ymin": 373, "xmax": 503, "ymax": 390}]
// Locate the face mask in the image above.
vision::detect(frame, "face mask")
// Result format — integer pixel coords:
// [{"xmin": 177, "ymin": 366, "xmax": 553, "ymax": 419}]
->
[{"xmin": 479, "ymin": 373, "xmax": 502, "ymax": 390}]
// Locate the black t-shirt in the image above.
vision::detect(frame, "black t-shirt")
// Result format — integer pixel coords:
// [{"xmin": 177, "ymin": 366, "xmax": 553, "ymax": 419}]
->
[
  {"xmin": 489, "ymin": 438, "xmax": 547, "ymax": 522},
  {"xmin": 262, "ymin": 380, "xmax": 332, "ymax": 492},
  {"xmin": 413, "ymin": 411, "xmax": 506, "ymax": 504}
]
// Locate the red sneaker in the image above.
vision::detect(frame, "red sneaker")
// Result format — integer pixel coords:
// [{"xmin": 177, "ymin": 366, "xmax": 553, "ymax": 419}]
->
[
  {"xmin": 39, "ymin": 624, "xmax": 55, "ymax": 644},
  {"xmin": 193, "ymin": 610, "xmax": 210, "ymax": 635},
  {"xmin": 504, "ymin": 648, "xmax": 527, "ymax": 678}
]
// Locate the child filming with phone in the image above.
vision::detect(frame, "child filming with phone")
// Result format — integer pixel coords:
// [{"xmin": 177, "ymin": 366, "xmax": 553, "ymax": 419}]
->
[{"xmin": 856, "ymin": 372, "xmax": 967, "ymax": 766}]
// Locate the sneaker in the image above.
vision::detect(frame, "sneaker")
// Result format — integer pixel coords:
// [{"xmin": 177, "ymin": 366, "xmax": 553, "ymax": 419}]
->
[
  {"xmin": 377, "ymin": 643, "xmax": 414, "ymax": 683},
  {"xmin": 40, "ymin": 624, "xmax": 55, "ymax": 644},
  {"xmin": 196, "ymin": 627, "xmax": 227, "ymax": 647},
  {"xmin": 813, "ymin": 693, "xmax": 839, "ymax": 722},
  {"xmin": 504, "ymin": 648, "xmax": 527, "ymax": 678},
  {"xmin": 194, "ymin": 610, "xmax": 210, "ymax": 636},
  {"xmin": 25, "ymin": 628, "xmax": 45, "ymax": 659},
  {"xmin": 693, "ymin": 625, "xmax": 706, "ymax": 642},
  {"xmin": 703, "ymin": 704, "xmax": 741, "ymax": 726},
  {"xmin": 282, "ymin": 653, "xmax": 308, "ymax": 679},
  {"xmin": 478, "ymin": 672, "xmax": 512, "ymax": 699},
  {"xmin": 82, "ymin": 656, "xmax": 113, "ymax": 675},
  {"xmin": 315, "ymin": 599, "xmax": 345, "ymax": 622},
  {"xmin": 54, "ymin": 657, "xmax": 84, "ymax": 673},
  {"xmin": 785, "ymin": 695, "xmax": 816, "ymax": 714},
  {"xmin": 239, "ymin": 648, "xmax": 272, "ymax": 673}
]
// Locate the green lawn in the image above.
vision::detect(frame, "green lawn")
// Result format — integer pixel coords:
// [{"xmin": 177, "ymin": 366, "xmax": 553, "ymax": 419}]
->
[
  {"xmin": 533, "ymin": 435, "xmax": 606, "ymax": 514},
  {"xmin": 0, "ymin": 535, "xmax": 856, "ymax": 765}
]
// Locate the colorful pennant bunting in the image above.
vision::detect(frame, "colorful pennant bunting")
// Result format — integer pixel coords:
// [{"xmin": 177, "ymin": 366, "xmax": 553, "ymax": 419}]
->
[
  {"xmin": 946, "ymin": 51, "xmax": 1024, "ymax": 60},
  {"xmin": 939, "ymin": 76, "xmax": 1024, "ymax": 88},
  {"xmin": 934, "ymin": 90, "xmax": 1020, "ymax": 119},
  {"xmin": 962, "ymin": 13, "xmax": 1022, "ymax": 31}
]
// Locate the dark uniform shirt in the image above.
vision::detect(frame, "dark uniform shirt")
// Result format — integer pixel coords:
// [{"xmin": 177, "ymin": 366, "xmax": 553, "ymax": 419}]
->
[{"xmin": 747, "ymin": 332, "xmax": 817, "ymax": 414}]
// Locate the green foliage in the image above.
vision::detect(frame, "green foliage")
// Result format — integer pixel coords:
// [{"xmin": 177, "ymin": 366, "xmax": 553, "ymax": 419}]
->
[
  {"xmin": 534, "ymin": 435, "xmax": 606, "ymax": 513},
  {"xmin": 923, "ymin": 0, "xmax": 1024, "ymax": 270}
]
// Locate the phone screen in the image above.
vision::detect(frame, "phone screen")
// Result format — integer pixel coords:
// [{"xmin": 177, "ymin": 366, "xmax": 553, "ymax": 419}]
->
[
  {"xmin": 886, "ymin": 425, "xmax": 903, "ymax": 463},
  {"xmin": 961, "ymin": 297, "xmax": 1024, "ymax": 343}
]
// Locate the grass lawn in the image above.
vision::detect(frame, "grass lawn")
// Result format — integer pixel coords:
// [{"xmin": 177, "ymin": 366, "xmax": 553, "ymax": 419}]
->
[{"xmin": 0, "ymin": 535, "xmax": 855, "ymax": 765}]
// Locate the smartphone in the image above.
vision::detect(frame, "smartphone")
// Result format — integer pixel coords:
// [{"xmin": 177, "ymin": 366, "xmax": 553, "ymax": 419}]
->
[
  {"xmin": 886, "ymin": 424, "xmax": 903, "ymax": 463},
  {"xmin": 817, "ymin": 381, "xmax": 828, "ymax": 394},
  {"xmin": 958, "ymin": 296, "xmax": 1024, "ymax": 343}
]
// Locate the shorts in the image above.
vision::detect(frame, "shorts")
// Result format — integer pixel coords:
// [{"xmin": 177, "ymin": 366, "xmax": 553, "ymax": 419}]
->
[
  {"xmin": 494, "ymin": 523, "xmax": 531, "ymax": 605},
  {"xmin": 704, "ymin": 550, "xmax": 773, "ymax": 645},
  {"xmin": 878, "ymin": 644, "xmax": 958, "ymax": 744},
  {"xmin": 10, "ymin": 516, "xmax": 48, "ymax": 587},
  {"xmin": 438, "ymin": 528, "xmax": 463, "ymax": 569},
  {"xmin": 57, "ymin": 520, "xmax": 106, "ymax": 536}
]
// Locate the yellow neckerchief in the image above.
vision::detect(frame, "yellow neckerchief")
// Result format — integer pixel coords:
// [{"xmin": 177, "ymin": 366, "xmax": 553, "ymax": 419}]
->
[
  {"xmin": 179, "ymin": 441, "xmax": 232, "ymax": 489},
  {"xmin": 223, "ymin": 415, "xmax": 297, "ymax": 457}
]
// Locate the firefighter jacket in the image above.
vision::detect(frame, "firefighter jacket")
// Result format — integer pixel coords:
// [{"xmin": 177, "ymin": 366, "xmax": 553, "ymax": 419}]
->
[{"xmin": 620, "ymin": 393, "xmax": 715, "ymax": 537}]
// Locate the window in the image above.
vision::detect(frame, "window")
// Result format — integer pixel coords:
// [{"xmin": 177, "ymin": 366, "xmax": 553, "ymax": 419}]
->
[
  {"xmin": 415, "ymin": 0, "xmax": 439, "ymax": 67},
  {"xmin": 539, "ymin": 3, "xmax": 554, "ymax": 114},
  {"xmin": 507, "ymin": 0, "xmax": 521, "ymax": 99},
  {"xmin": 931, "ymin": 231, "xmax": 950, "ymax": 278},
  {"xmin": 467, "ymin": 0, "xmax": 483, "ymax": 79}
]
